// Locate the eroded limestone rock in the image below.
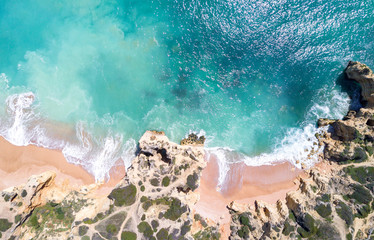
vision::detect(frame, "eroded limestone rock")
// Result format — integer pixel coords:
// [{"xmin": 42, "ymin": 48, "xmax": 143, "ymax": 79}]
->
[
  {"xmin": 0, "ymin": 131, "xmax": 219, "ymax": 240},
  {"xmin": 345, "ymin": 61, "xmax": 374, "ymax": 107}
]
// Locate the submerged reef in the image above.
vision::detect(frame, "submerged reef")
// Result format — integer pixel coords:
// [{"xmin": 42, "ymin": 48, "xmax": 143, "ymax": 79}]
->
[{"xmin": 1, "ymin": 62, "xmax": 374, "ymax": 239}]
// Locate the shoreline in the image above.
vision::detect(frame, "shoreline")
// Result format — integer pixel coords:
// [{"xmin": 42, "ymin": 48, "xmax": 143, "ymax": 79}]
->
[
  {"xmin": 0, "ymin": 136, "xmax": 126, "ymax": 195},
  {"xmin": 194, "ymin": 155, "xmax": 303, "ymax": 239},
  {"xmin": 0, "ymin": 134, "xmax": 304, "ymax": 224}
]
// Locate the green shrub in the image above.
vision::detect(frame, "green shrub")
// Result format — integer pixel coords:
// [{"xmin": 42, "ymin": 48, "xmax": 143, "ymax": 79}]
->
[
  {"xmin": 239, "ymin": 214, "xmax": 250, "ymax": 226},
  {"xmin": 346, "ymin": 233, "xmax": 352, "ymax": 240},
  {"xmin": 162, "ymin": 176, "xmax": 170, "ymax": 187},
  {"xmin": 96, "ymin": 212, "xmax": 105, "ymax": 220},
  {"xmin": 336, "ymin": 201, "xmax": 353, "ymax": 226},
  {"xmin": 138, "ymin": 221, "xmax": 153, "ymax": 238},
  {"xmin": 78, "ymin": 225, "xmax": 89, "ymax": 236},
  {"xmin": 365, "ymin": 145, "xmax": 373, "ymax": 156},
  {"xmin": 349, "ymin": 184, "xmax": 373, "ymax": 204},
  {"xmin": 296, "ymin": 213, "xmax": 317, "ymax": 238},
  {"xmin": 193, "ymin": 227, "xmax": 220, "ymax": 240},
  {"xmin": 181, "ymin": 221, "xmax": 191, "ymax": 235},
  {"xmin": 187, "ymin": 173, "xmax": 199, "ymax": 191},
  {"xmin": 282, "ymin": 221, "xmax": 294, "ymax": 236},
  {"xmin": 194, "ymin": 214, "xmax": 208, "ymax": 227},
  {"xmin": 319, "ymin": 194, "xmax": 331, "ymax": 203},
  {"xmin": 29, "ymin": 215, "xmax": 40, "ymax": 229},
  {"xmin": 150, "ymin": 178, "xmax": 160, "ymax": 187},
  {"xmin": 289, "ymin": 210, "xmax": 296, "ymax": 222},
  {"xmin": 106, "ymin": 224, "xmax": 117, "ymax": 234},
  {"xmin": 108, "ymin": 184, "xmax": 137, "ymax": 207},
  {"xmin": 314, "ymin": 203, "xmax": 332, "ymax": 218},
  {"xmin": 164, "ymin": 198, "xmax": 187, "ymax": 221},
  {"xmin": 344, "ymin": 166, "xmax": 374, "ymax": 184},
  {"xmin": 351, "ymin": 147, "xmax": 368, "ymax": 163},
  {"xmin": 14, "ymin": 215, "xmax": 21, "ymax": 224},
  {"xmin": 56, "ymin": 207, "xmax": 65, "ymax": 220},
  {"xmin": 140, "ymin": 196, "xmax": 148, "ymax": 202},
  {"xmin": 237, "ymin": 226, "xmax": 250, "ymax": 238},
  {"xmin": 315, "ymin": 223, "xmax": 340, "ymax": 240},
  {"xmin": 3, "ymin": 194, "xmax": 11, "ymax": 202},
  {"xmin": 21, "ymin": 190, "xmax": 27, "ymax": 198},
  {"xmin": 156, "ymin": 228, "xmax": 169, "ymax": 240},
  {"xmin": 356, "ymin": 204, "xmax": 371, "ymax": 218},
  {"xmin": 0, "ymin": 218, "xmax": 12, "ymax": 232},
  {"xmin": 121, "ymin": 231, "xmax": 137, "ymax": 240},
  {"xmin": 142, "ymin": 201, "xmax": 152, "ymax": 211},
  {"xmin": 151, "ymin": 220, "xmax": 159, "ymax": 230}
]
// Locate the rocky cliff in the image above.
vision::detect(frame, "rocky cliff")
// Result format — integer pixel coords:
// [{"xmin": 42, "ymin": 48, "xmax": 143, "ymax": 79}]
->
[
  {"xmin": 228, "ymin": 62, "xmax": 374, "ymax": 240},
  {"xmin": 0, "ymin": 131, "xmax": 220, "ymax": 240},
  {"xmin": 346, "ymin": 61, "xmax": 374, "ymax": 108}
]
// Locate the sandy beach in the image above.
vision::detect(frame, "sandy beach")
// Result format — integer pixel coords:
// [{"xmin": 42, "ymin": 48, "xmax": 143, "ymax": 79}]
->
[
  {"xmin": 0, "ymin": 135, "xmax": 303, "ymax": 239},
  {"xmin": 193, "ymin": 154, "xmax": 303, "ymax": 238},
  {"xmin": 0, "ymin": 136, "xmax": 125, "ymax": 195}
]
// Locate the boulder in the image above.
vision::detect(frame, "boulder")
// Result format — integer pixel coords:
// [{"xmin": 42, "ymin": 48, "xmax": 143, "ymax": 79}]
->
[{"xmin": 330, "ymin": 121, "xmax": 357, "ymax": 141}]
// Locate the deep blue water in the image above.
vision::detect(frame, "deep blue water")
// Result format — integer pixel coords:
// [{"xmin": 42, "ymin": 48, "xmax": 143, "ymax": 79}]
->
[{"xmin": 0, "ymin": 0, "xmax": 373, "ymax": 182}]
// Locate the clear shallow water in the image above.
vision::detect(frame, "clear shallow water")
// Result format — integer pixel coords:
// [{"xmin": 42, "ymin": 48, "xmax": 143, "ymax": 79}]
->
[{"xmin": 0, "ymin": 0, "xmax": 373, "ymax": 184}]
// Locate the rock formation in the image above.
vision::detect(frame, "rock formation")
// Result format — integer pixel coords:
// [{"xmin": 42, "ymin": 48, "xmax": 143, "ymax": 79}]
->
[
  {"xmin": 228, "ymin": 163, "xmax": 374, "ymax": 239},
  {"xmin": 0, "ymin": 132, "xmax": 220, "ymax": 240},
  {"xmin": 345, "ymin": 61, "xmax": 374, "ymax": 107},
  {"xmin": 228, "ymin": 63, "xmax": 374, "ymax": 240}
]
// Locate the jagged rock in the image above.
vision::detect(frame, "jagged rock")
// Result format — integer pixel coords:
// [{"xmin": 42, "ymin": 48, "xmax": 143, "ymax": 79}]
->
[
  {"xmin": 345, "ymin": 61, "xmax": 374, "ymax": 107},
  {"xmin": 180, "ymin": 133, "xmax": 205, "ymax": 145},
  {"xmin": 229, "ymin": 164, "xmax": 374, "ymax": 239},
  {"xmin": 0, "ymin": 131, "xmax": 216, "ymax": 240},
  {"xmin": 317, "ymin": 118, "xmax": 335, "ymax": 127},
  {"xmin": 228, "ymin": 61, "xmax": 374, "ymax": 239},
  {"xmin": 330, "ymin": 120, "xmax": 357, "ymax": 141},
  {"xmin": 343, "ymin": 110, "xmax": 357, "ymax": 120}
]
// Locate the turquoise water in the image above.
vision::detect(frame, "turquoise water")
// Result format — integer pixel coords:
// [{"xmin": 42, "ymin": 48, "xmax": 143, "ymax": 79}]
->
[{"xmin": 0, "ymin": 0, "xmax": 373, "ymax": 182}]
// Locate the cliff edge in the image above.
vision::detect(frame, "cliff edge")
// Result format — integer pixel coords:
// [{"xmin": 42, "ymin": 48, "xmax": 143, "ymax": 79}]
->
[
  {"xmin": 228, "ymin": 62, "xmax": 374, "ymax": 240},
  {"xmin": 0, "ymin": 131, "xmax": 219, "ymax": 239}
]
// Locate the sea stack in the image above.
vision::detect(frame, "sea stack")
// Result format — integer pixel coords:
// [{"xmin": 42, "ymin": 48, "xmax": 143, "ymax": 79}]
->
[{"xmin": 345, "ymin": 61, "xmax": 374, "ymax": 108}]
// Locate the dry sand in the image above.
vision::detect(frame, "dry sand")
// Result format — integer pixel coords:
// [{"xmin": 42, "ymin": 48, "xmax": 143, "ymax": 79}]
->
[
  {"xmin": 0, "ymin": 136, "xmax": 304, "ymax": 238},
  {"xmin": 194, "ymin": 153, "xmax": 303, "ymax": 239},
  {"xmin": 0, "ymin": 137, "xmax": 125, "ymax": 195}
]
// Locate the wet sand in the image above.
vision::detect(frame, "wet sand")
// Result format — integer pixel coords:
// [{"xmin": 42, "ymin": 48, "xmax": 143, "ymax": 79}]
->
[
  {"xmin": 0, "ymin": 137, "xmax": 125, "ymax": 195},
  {"xmin": 194, "ymin": 153, "xmax": 303, "ymax": 239},
  {"xmin": 0, "ymin": 136, "xmax": 304, "ymax": 239}
]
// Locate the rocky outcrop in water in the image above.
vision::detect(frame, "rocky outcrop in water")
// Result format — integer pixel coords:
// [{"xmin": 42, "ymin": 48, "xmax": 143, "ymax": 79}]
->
[
  {"xmin": 346, "ymin": 61, "xmax": 374, "ymax": 107},
  {"xmin": 227, "ymin": 62, "xmax": 374, "ymax": 240},
  {"xmin": 0, "ymin": 131, "xmax": 220, "ymax": 240}
]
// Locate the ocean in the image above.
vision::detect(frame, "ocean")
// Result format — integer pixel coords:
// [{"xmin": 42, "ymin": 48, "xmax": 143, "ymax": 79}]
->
[{"xmin": 0, "ymin": 0, "xmax": 373, "ymax": 186}]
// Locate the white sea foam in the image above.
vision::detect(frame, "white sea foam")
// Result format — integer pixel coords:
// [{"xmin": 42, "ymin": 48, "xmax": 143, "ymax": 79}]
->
[
  {"xmin": 61, "ymin": 122, "xmax": 137, "ymax": 181},
  {"xmin": 207, "ymin": 88, "xmax": 351, "ymax": 189},
  {"xmin": 0, "ymin": 91, "xmax": 137, "ymax": 182},
  {"xmin": 0, "ymin": 87, "xmax": 351, "ymax": 186},
  {"xmin": 2, "ymin": 92, "xmax": 38, "ymax": 146}
]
